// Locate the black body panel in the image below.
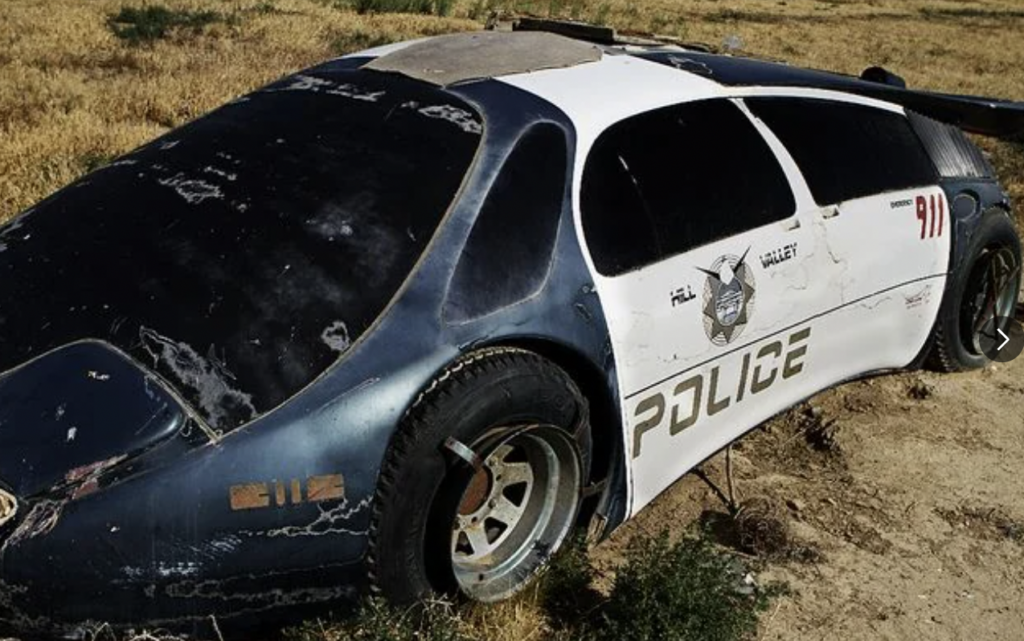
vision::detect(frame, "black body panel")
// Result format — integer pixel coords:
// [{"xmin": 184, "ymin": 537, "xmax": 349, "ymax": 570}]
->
[
  {"xmin": 634, "ymin": 50, "xmax": 1024, "ymax": 138},
  {"xmin": 0, "ymin": 66, "xmax": 621, "ymax": 638},
  {"xmin": 0, "ymin": 342, "xmax": 186, "ymax": 498},
  {"xmin": 0, "ymin": 66, "xmax": 482, "ymax": 433},
  {"xmin": 941, "ymin": 179, "xmax": 1010, "ymax": 280}
]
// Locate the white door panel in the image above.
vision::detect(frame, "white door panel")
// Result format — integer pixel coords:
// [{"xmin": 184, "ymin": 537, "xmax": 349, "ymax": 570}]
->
[
  {"xmin": 623, "ymin": 273, "xmax": 943, "ymax": 514},
  {"xmin": 600, "ymin": 178, "xmax": 949, "ymax": 517},
  {"xmin": 567, "ymin": 91, "xmax": 952, "ymax": 518},
  {"xmin": 596, "ymin": 209, "xmax": 837, "ymax": 514},
  {"xmin": 821, "ymin": 187, "xmax": 950, "ymax": 304},
  {"xmin": 603, "ymin": 217, "xmax": 822, "ymax": 397},
  {"xmin": 814, "ymin": 186, "xmax": 950, "ymax": 381}
]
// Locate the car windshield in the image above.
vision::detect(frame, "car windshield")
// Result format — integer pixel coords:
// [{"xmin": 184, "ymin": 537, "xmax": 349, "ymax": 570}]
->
[{"xmin": 0, "ymin": 65, "xmax": 483, "ymax": 432}]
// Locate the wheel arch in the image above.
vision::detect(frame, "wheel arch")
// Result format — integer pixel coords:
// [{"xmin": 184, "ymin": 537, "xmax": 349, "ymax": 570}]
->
[{"xmin": 475, "ymin": 336, "xmax": 629, "ymax": 535}]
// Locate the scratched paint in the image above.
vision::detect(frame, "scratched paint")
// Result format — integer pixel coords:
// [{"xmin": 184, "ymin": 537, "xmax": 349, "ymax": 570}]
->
[
  {"xmin": 320, "ymin": 321, "xmax": 351, "ymax": 353},
  {"xmin": 139, "ymin": 327, "xmax": 257, "ymax": 428},
  {"xmin": 269, "ymin": 74, "xmax": 386, "ymax": 102},
  {"xmin": 401, "ymin": 101, "xmax": 483, "ymax": 134},
  {"xmin": 243, "ymin": 495, "xmax": 373, "ymax": 539},
  {"xmin": 157, "ymin": 173, "xmax": 225, "ymax": 205},
  {"xmin": 1, "ymin": 500, "xmax": 65, "ymax": 554}
]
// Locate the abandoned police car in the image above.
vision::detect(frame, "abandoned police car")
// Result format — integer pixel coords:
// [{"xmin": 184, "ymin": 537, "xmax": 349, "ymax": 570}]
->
[{"xmin": 1, "ymin": 28, "xmax": 1022, "ymax": 637}]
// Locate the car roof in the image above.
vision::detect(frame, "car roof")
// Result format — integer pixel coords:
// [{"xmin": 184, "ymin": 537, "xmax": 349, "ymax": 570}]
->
[
  {"xmin": 349, "ymin": 31, "xmax": 1024, "ymax": 139},
  {"xmin": 363, "ymin": 31, "xmax": 601, "ymax": 86},
  {"xmin": 351, "ymin": 32, "xmax": 896, "ymax": 141}
]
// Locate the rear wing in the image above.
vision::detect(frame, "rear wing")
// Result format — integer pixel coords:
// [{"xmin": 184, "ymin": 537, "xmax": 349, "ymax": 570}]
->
[
  {"xmin": 833, "ymin": 80, "xmax": 1024, "ymax": 140},
  {"xmin": 781, "ymin": 64, "xmax": 1024, "ymax": 139}
]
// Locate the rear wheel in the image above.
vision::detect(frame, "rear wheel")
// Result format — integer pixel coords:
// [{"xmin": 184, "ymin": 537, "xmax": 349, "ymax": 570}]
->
[
  {"xmin": 929, "ymin": 210, "xmax": 1021, "ymax": 371},
  {"xmin": 367, "ymin": 347, "xmax": 590, "ymax": 604}
]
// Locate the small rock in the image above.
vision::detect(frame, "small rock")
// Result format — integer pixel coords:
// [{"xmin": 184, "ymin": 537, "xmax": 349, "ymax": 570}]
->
[
  {"xmin": 787, "ymin": 499, "xmax": 806, "ymax": 512},
  {"xmin": 907, "ymin": 379, "xmax": 935, "ymax": 400}
]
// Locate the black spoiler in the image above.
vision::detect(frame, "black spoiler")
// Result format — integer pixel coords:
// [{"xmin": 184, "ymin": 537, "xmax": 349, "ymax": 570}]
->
[{"xmin": 845, "ymin": 67, "xmax": 1024, "ymax": 139}]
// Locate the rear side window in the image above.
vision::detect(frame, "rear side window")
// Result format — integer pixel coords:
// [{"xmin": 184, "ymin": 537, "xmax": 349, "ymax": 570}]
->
[
  {"xmin": 747, "ymin": 98, "xmax": 937, "ymax": 205},
  {"xmin": 446, "ymin": 123, "xmax": 568, "ymax": 322},
  {"xmin": 582, "ymin": 99, "xmax": 795, "ymax": 276}
]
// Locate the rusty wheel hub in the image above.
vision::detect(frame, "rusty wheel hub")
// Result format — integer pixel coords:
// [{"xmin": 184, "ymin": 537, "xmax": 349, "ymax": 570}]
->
[{"xmin": 449, "ymin": 425, "xmax": 581, "ymax": 602}]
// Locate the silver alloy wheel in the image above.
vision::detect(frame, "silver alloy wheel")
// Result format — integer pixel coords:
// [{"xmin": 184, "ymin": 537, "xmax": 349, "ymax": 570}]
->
[
  {"xmin": 450, "ymin": 424, "xmax": 581, "ymax": 602},
  {"xmin": 964, "ymin": 246, "xmax": 1021, "ymax": 354}
]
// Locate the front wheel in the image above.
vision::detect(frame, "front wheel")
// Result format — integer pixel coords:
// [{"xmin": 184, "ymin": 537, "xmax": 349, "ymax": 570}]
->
[
  {"xmin": 929, "ymin": 209, "xmax": 1021, "ymax": 372},
  {"xmin": 367, "ymin": 347, "xmax": 591, "ymax": 604}
]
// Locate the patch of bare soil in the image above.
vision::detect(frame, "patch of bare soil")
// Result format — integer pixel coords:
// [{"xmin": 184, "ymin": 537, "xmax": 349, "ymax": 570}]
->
[{"xmin": 595, "ymin": 353, "xmax": 1024, "ymax": 640}]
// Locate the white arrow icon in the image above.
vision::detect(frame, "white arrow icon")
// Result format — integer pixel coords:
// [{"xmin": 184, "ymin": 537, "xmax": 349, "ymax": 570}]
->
[{"xmin": 998, "ymin": 328, "xmax": 1010, "ymax": 351}]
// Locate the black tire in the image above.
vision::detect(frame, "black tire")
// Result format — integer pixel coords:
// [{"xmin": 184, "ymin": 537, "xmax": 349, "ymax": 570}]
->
[
  {"xmin": 367, "ymin": 347, "xmax": 591, "ymax": 604},
  {"xmin": 929, "ymin": 209, "xmax": 1022, "ymax": 372}
]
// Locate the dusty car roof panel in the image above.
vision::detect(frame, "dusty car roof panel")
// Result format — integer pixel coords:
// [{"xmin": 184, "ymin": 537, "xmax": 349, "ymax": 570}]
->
[{"xmin": 363, "ymin": 31, "xmax": 602, "ymax": 86}]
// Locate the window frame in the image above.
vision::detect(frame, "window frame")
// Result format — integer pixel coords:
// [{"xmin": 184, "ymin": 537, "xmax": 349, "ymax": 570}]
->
[
  {"xmin": 743, "ymin": 95, "xmax": 939, "ymax": 207},
  {"xmin": 578, "ymin": 97, "xmax": 800, "ymax": 278}
]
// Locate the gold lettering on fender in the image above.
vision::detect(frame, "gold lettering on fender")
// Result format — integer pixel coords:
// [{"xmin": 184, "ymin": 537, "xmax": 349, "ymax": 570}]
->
[
  {"xmin": 229, "ymin": 483, "xmax": 271, "ymax": 511},
  {"xmin": 229, "ymin": 473, "xmax": 346, "ymax": 511},
  {"xmin": 307, "ymin": 474, "xmax": 346, "ymax": 502}
]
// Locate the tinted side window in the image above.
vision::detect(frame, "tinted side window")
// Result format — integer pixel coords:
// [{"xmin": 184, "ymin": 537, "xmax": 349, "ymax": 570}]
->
[
  {"xmin": 446, "ymin": 123, "xmax": 568, "ymax": 322},
  {"xmin": 747, "ymin": 98, "xmax": 937, "ymax": 205},
  {"xmin": 582, "ymin": 100, "xmax": 795, "ymax": 276}
]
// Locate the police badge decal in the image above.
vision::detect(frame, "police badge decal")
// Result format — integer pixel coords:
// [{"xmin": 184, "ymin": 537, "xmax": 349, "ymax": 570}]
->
[{"xmin": 699, "ymin": 248, "xmax": 756, "ymax": 346}]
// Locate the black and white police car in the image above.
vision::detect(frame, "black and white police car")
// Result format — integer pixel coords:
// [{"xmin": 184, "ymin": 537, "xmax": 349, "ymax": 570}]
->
[{"xmin": 0, "ymin": 26, "xmax": 1021, "ymax": 637}]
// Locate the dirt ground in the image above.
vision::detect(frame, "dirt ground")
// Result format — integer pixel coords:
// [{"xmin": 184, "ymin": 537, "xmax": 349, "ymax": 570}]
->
[{"xmin": 595, "ymin": 321, "xmax": 1024, "ymax": 640}]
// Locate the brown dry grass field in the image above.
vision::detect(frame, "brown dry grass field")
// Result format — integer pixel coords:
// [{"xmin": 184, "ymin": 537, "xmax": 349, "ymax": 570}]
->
[
  {"xmin": 2, "ymin": 0, "xmax": 1024, "ymax": 227},
  {"xmin": 2, "ymin": 1, "xmax": 1024, "ymax": 640}
]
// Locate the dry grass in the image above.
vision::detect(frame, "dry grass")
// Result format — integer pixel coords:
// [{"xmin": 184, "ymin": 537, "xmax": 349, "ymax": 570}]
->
[
  {"xmin": 2, "ymin": 0, "xmax": 1024, "ymax": 225},
  {"xmin": 0, "ymin": 0, "xmax": 476, "ymax": 220}
]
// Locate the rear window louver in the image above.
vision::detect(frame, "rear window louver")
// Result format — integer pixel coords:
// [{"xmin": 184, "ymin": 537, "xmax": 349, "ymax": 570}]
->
[{"xmin": 908, "ymin": 111, "xmax": 995, "ymax": 179}]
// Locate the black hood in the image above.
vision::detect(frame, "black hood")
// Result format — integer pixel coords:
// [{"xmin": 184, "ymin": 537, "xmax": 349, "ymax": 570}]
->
[{"xmin": 0, "ymin": 62, "xmax": 482, "ymax": 432}]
